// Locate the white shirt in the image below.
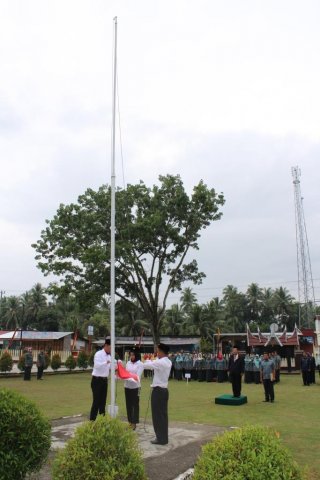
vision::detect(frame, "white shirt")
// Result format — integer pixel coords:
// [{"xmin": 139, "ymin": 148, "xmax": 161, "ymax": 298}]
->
[
  {"xmin": 92, "ymin": 348, "xmax": 111, "ymax": 378},
  {"xmin": 124, "ymin": 360, "xmax": 144, "ymax": 389},
  {"xmin": 144, "ymin": 356, "xmax": 172, "ymax": 388}
]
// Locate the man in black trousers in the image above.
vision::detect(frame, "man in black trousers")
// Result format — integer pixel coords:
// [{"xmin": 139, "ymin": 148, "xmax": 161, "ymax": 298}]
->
[
  {"xmin": 90, "ymin": 339, "xmax": 111, "ymax": 421},
  {"xmin": 143, "ymin": 343, "xmax": 172, "ymax": 445},
  {"xmin": 228, "ymin": 346, "xmax": 245, "ymax": 397}
]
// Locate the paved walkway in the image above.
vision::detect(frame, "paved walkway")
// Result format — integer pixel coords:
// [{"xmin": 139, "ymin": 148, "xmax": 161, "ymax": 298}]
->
[{"xmin": 34, "ymin": 415, "xmax": 226, "ymax": 480}]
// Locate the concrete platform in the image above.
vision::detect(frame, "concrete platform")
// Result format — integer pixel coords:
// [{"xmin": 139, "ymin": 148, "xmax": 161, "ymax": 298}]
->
[
  {"xmin": 215, "ymin": 394, "xmax": 248, "ymax": 405},
  {"xmin": 32, "ymin": 415, "xmax": 226, "ymax": 480}
]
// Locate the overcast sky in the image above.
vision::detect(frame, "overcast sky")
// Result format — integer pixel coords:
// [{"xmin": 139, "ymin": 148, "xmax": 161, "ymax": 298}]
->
[{"xmin": 1, "ymin": 0, "xmax": 319, "ymax": 307}]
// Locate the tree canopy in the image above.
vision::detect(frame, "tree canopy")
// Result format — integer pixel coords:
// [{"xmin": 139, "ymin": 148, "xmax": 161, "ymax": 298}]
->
[{"xmin": 32, "ymin": 174, "xmax": 225, "ymax": 344}]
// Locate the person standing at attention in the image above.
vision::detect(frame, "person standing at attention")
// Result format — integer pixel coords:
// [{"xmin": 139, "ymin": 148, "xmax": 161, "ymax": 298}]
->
[
  {"xmin": 144, "ymin": 343, "xmax": 172, "ymax": 445},
  {"xmin": 90, "ymin": 339, "xmax": 111, "ymax": 421},
  {"xmin": 37, "ymin": 350, "xmax": 45, "ymax": 380},
  {"xmin": 228, "ymin": 346, "xmax": 245, "ymax": 397},
  {"xmin": 124, "ymin": 348, "xmax": 144, "ymax": 430},
  {"xmin": 24, "ymin": 347, "xmax": 33, "ymax": 381},
  {"xmin": 260, "ymin": 352, "xmax": 275, "ymax": 403}
]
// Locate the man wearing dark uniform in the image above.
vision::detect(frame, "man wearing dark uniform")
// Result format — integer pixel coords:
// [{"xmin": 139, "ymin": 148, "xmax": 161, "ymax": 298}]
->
[
  {"xmin": 228, "ymin": 346, "xmax": 244, "ymax": 397},
  {"xmin": 143, "ymin": 343, "xmax": 172, "ymax": 445},
  {"xmin": 24, "ymin": 348, "xmax": 33, "ymax": 381}
]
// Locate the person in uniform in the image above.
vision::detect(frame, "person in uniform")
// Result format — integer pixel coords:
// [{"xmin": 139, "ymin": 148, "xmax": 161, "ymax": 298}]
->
[
  {"xmin": 89, "ymin": 339, "xmax": 111, "ymax": 421},
  {"xmin": 143, "ymin": 343, "xmax": 172, "ymax": 445},
  {"xmin": 260, "ymin": 352, "xmax": 275, "ymax": 402},
  {"xmin": 300, "ymin": 351, "xmax": 311, "ymax": 386},
  {"xmin": 24, "ymin": 347, "xmax": 33, "ymax": 381},
  {"xmin": 37, "ymin": 350, "xmax": 45, "ymax": 380},
  {"xmin": 271, "ymin": 350, "xmax": 281, "ymax": 383},
  {"xmin": 124, "ymin": 348, "xmax": 144, "ymax": 430},
  {"xmin": 253, "ymin": 354, "xmax": 261, "ymax": 384},
  {"xmin": 228, "ymin": 346, "xmax": 244, "ymax": 397}
]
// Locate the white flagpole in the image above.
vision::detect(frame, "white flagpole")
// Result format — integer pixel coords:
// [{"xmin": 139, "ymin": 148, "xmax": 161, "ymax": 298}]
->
[{"xmin": 109, "ymin": 15, "xmax": 117, "ymax": 418}]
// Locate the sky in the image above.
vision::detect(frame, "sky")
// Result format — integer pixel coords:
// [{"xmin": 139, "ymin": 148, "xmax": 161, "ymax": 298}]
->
[{"xmin": 0, "ymin": 0, "xmax": 320, "ymax": 307}]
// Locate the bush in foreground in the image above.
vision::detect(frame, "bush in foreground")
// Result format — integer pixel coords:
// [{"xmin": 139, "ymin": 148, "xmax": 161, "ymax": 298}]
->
[
  {"xmin": 0, "ymin": 389, "xmax": 51, "ymax": 480},
  {"xmin": 0, "ymin": 351, "xmax": 13, "ymax": 372},
  {"xmin": 52, "ymin": 415, "xmax": 147, "ymax": 480},
  {"xmin": 193, "ymin": 425, "xmax": 303, "ymax": 480}
]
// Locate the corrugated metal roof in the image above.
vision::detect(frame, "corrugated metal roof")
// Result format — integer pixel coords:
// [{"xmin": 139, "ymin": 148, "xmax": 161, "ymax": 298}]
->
[
  {"xmin": 0, "ymin": 331, "xmax": 73, "ymax": 340},
  {"xmin": 93, "ymin": 336, "xmax": 200, "ymax": 346}
]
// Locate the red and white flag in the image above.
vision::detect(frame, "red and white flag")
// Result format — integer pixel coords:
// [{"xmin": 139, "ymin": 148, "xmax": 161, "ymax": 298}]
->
[{"xmin": 116, "ymin": 361, "xmax": 139, "ymax": 382}]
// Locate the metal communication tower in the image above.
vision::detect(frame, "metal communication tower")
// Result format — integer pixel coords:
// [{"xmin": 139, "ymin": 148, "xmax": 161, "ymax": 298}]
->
[{"xmin": 291, "ymin": 166, "xmax": 315, "ymax": 327}]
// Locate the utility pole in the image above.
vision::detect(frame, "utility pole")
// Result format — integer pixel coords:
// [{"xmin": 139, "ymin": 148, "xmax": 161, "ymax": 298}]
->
[{"xmin": 291, "ymin": 167, "xmax": 315, "ymax": 327}]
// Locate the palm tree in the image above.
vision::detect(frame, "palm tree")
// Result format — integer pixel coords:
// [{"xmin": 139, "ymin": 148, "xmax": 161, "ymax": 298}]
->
[
  {"xmin": 4, "ymin": 296, "xmax": 21, "ymax": 329},
  {"xmin": 28, "ymin": 283, "xmax": 47, "ymax": 327},
  {"xmin": 246, "ymin": 283, "xmax": 263, "ymax": 323},
  {"xmin": 180, "ymin": 287, "xmax": 197, "ymax": 314},
  {"xmin": 163, "ymin": 304, "xmax": 184, "ymax": 335},
  {"xmin": 272, "ymin": 286, "xmax": 294, "ymax": 324},
  {"xmin": 222, "ymin": 285, "xmax": 247, "ymax": 332}
]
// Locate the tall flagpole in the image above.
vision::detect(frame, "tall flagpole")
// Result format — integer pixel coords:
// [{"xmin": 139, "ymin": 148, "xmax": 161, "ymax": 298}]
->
[{"xmin": 109, "ymin": 15, "xmax": 117, "ymax": 418}]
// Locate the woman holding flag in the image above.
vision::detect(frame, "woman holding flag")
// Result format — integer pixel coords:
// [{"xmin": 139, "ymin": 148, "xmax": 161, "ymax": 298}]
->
[{"xmin": 124, "ymin": 348, "xmax": 144, "ymax": 429}]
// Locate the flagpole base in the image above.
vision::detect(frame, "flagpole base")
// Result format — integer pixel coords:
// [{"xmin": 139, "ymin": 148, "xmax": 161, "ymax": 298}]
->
[{"xmin": 107, "ymin": 404, "xmax": 119, "ymax": 418}]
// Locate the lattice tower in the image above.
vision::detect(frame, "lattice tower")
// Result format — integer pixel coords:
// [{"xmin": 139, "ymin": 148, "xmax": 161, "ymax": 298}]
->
[{"xmin": 291, "ymin": 166, "xmax": 315, "ymax": 327}]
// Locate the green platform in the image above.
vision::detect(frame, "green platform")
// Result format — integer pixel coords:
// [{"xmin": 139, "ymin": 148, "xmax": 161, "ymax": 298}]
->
[{"xmin": 215, "ymin": 394, "xmax": 247, "ymax": 406}]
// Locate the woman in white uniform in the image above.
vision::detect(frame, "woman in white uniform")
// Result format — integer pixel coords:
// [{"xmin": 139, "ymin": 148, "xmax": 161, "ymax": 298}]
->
[{"xmin": 124, "ymin": 348, "xmax": 144, "ymax": 430}]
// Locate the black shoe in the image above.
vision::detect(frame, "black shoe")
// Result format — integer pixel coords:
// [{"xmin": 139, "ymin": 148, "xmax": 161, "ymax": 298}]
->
[
  {"xmin": 151, "ymin": 439, "xmax": 168, "ymax": 445},
  {"xmin": 263, "ymin": 400, "xmax": 269, "ymax": 402}
]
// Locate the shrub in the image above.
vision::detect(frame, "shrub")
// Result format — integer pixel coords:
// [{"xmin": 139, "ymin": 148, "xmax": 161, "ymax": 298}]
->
[
  {"xmin": 193, "ymin": 425, "xmax": 303, "ymax": 480},
  {"xmin": 51, "ymin": 353, "xmax": 62, "ymax": 371},
  {"xmin": 52, "ymin": 415, "xmax": 147, "ymax": 480},
  {"xmin": 0, "ymin": 351, "xmax": 13, "ymax": 372},
  {"xmin": 65, "ymin": 354, "xmax": 76, "ymax": 371},
  {"xmin": 0, "ymin": 389, "xmax": 51, "ymax": 480},
  {"xmin": 17, "ymin": 353, "xmax": 25, "ymax": 371},
  {"xmin": 77, "ymin": 350, "xmax": 88, "ymax": 370}
]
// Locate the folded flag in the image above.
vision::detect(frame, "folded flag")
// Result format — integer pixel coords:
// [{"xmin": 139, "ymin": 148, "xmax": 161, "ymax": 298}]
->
[{"xmin": 116, "ymin": 361, "xmax": 139, "ymax": 382}]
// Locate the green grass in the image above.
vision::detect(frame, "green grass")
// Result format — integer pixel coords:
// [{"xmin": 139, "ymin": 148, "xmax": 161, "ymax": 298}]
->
[{"xmin": 1, "ymin": 373, "xmax": 319, "ymax": 478}]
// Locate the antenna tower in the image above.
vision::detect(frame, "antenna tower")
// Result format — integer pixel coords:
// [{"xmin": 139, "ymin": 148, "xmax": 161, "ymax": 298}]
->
[{"xmin": 291, "ymin": 166, "xmax": 315, "ymax": 327}]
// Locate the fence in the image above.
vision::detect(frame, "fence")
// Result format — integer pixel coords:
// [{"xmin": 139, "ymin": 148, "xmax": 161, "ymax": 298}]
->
[{"xmin": 1, "ymin": 348, "xmax": 75, "ymax": 363}]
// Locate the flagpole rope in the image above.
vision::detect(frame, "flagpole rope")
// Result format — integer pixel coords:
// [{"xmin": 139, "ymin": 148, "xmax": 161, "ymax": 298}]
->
[{"xmin": 143, "ymin": 388, "xmax": 152, "ymax": 433}]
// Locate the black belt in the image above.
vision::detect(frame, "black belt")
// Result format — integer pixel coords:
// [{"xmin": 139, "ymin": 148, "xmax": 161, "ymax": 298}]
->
[{"xmin": 93, "ymin": 376, "xmax": 108, "ymax": 379}]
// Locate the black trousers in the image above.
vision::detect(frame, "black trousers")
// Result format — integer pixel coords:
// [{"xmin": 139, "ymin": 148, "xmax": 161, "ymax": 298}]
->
[
  {"xmin": 90, "ymin": 376, "xmax": 108, "ymax": 420},
  {"xmin": 229, "ymin": 372, "xmax": 242, "ymax": 397},
  {"xmin": 37, "ymin": 367, "xmax": 44, "ymax": 379},
  {"xmin": 263, "ymin": 379, "xmax": 274, "ymax": 401},
  {"xmin": 302, "ymin": 371, "xmax": 310, "ymax": 386},
  {"xmin": 151, "ymin": 387, "xmax": 169, "ymax": 444},
  {"xmin": 125, "ymin": 387, "xmax": 140, "ymax": 424},
  {"xmin": 275, "ymin": 369, "xmax": 280, "ymax": 383},
  {"xmin": 24, "ymin": 366, "xmax": 32, "ymax": 380}
]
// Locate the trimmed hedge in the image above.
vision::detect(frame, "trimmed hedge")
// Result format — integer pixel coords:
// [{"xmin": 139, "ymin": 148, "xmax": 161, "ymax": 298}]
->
[
  {"xmin": 52, "ymin": 415, "xmax": 147, "ymax": 480},
  {"xmin": 193, "ymin": 425, "xmax": 303, "ymax": 480},
  {"xmin": 51, "ymin": 353, "xmax": 62, "ymax": 371},
  {"xmin": 65, "ymin": 354, "xmax": 76, "ymax": 371},
  {"xmin": 77, "ymin": 350, "xmax": 88, "ymax": 370},
  {"xmin": 0, "ymin": 389, "xmax": 51, "ymax": 480}
]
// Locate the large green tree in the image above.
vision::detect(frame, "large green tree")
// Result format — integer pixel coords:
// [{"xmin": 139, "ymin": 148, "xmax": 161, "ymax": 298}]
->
[{"xmin": 33, "ymin": 175, "xmax": 225, "ymax": 345}]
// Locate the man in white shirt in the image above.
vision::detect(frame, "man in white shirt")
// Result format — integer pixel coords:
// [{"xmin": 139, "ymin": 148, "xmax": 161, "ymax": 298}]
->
[
  {"xmin": 144, "ymin": 343, "xmax": 172, "ymax": 445},
  {"xmin": 89, "ymin": 338, "xmax": 111, "ymax": 421}
]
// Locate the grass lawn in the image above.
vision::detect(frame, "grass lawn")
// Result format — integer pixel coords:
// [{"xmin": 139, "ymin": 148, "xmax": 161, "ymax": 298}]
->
[{"xmin": 1, "ymin": 372, "xmax": 319, "ymax": 478}]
